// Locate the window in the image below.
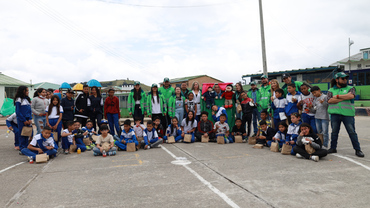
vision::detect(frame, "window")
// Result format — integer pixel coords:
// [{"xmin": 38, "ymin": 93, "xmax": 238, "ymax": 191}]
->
[
  {"xmin": 352, "ymin": 73, "xmax": 358, "ymax": 86},
  {"xmin": 357, "ymin": 64, "xmax": 362, "ymax": 69},
  {"xmin": 358, "ymin": 72, "xmax": 366, "ymax": 86},
  {"xmin": 364, "ymin": 51, "xmax": 369, "ymax": 59},
  {"xmin": 366, "ymin": 72, "xmax": 370, "ymax": 85},
  {"xmin": 118, "ymin": 95, "xmax": 128, "ymax": 108},
  {"xmin": 5, "ymin": 87, "xmax": 17, "ymax": 100}
]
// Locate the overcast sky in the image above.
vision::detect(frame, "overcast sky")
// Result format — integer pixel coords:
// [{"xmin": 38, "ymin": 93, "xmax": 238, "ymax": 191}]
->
[{"xmin": 0, "ymin": 0, "xmax": 368, "ymax": 86}]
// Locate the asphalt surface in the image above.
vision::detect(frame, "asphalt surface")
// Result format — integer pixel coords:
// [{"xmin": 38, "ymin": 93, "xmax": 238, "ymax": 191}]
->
[{"xmin": 1, "ymin": 117, "xmax": 370, "ymax": 208}]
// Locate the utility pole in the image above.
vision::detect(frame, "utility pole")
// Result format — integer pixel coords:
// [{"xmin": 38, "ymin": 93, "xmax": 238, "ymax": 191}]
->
[{"xmin": 259, "ymin": 0, "xmax": 268, "ymax": 77}]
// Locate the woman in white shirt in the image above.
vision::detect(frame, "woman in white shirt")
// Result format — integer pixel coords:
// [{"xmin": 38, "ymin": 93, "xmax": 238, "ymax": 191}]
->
[
  {"xmin": 191, "ymin": 81, "xmax": 202, "ymax": 122},
  {"xmin": 147, "ymin": 84, "xmax": 167, "ymax": 125},
  {"xmin": 46, "ymin": 95, "xmax": 63, "ymax": 146}
]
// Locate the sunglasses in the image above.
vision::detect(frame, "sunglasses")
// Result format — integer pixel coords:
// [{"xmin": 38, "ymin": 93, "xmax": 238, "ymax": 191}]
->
[{"xmin": 340, "ymin": 77, "xmax": 348, "ymax": 80}]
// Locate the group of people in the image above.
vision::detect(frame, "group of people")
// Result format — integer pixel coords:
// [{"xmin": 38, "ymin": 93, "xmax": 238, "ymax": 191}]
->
[{"xmin": 7, "ymin": 72, "xmax": 364, "ymax": 163}]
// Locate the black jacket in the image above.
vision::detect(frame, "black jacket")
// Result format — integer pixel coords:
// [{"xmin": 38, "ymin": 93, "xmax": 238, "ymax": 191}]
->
[
  {"xmin": 74, "ymin": 92, "xmax": 89, "ymax": 118},
  {"xmin": 261, "ymin": 127, "xmax": 276, "ymax": 141},
  {"xmin": 61, "ymin": 97, "xmax": 74, "ymax": 121}
]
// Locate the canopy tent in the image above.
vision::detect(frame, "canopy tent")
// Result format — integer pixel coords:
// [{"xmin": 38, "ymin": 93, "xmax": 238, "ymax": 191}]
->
[
  {"xmin": 60, "ymin": 82, "xmax": 71, "ymax": 89},
  {"xmin": 87, "ymin": 79, "xmax": 102, "ymax": 87},
  {"xmin": 72, "ymin": 83, "xmax": 83, "ymax": 91}
]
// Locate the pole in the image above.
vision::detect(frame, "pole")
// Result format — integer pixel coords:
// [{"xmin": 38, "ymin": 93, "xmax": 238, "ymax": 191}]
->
[
  {"xmin": 348, "ymin": 38, "xmax": 351, "ymax": 73},
  {"xmin": 259, "ymin": 0, "xmax": 268, "ymax": 76}
]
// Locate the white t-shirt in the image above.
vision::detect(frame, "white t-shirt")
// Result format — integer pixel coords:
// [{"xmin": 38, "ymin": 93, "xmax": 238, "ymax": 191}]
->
[
  {"xmin": 30, "ymin": 134, "xmax": 55, "ymax": 147},
  {"xmin": 46, "ymin": 105, "xmax": 64, "ymax": 119},
  {"xmin": 143, "ymin": 130, "xmax": 159, "ymax": 141},
  {"xmin": 62, "ymin": 129, "xmax": 74, "ymax": 143},
  {"xmin": 181, "ymin": 118, "xmax": 197, "ymax": 133},
  {"xmin": 133, "ymin": 124, "xmax": 146, "ymax": 137},
  {"xmin": 193, "ymin": 90, "xmax": 201, "ymax": 115},
  {"xmin": 213, "ymin": 121, "xmax": 229, "ymax": 135},
  {"xmin": 151, "ymin": 96, "xmax": 161, "ymax": 114}
]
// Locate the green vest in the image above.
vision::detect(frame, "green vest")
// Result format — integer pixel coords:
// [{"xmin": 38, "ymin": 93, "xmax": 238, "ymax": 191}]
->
[
  {"xmin": 247, "ymin": 88, "xmax": 261, "ymax": 111},
  {"xmin": 146, "ymin": 92, "xmax": 167, "ymax": 116},
  {"xmin": 259, "ymin": 84, "xmax": 271, "ymax": 109},
  {"xmin": 328, "ymin": 86, "xmax": 355, "ymax": 116},
  {"xmin": 282, "ymin": 80, "xmax": 303, "ymax": 97},
  {"xmin": 168, "ymin": 95, "xmax": 185, "ymax": 117},
  {"xmin": 128, "ymin": 89, "xmax": 146, "ymax": 114},
  {"xmin": 158, "ymin": 86, "xmax": 175, "ymax": 105}
]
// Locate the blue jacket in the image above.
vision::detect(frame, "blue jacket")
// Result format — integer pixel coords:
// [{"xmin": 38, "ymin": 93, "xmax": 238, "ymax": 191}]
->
[
  {"xmin": 143, "ymin": 128, "xmax": 158, "ymax": 145},
  {"xmin": 285, "ymin": 91, "xmax": 301, "ymax": 116},
  {"xmin": 61, "ymin": 97, "xmax": 74, "ymax": 121},
  {"xmin": 120, "ymin": 128, "xmax": 138, "ymax": 146},
  {"xmin": 271, "ymin": 97, "xmax": 287, "ymax": 118},
  {"xmin": 286, "ymin": 121, "xmax": 302, "ymax": 142},
  {"xmin": 166, "ymin": 124, "xmax": 182, "ymax": 137},
  {"xmin": 36, "ymin": 135, "xmax": 49, "ymax": 152},
  {"xmin": 15, "ymin": 97, "xmax": 32, "ymax": 123}
]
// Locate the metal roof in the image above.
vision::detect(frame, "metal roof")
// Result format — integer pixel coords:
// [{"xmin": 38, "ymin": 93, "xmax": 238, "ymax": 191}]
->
[
  {"xmin": 33, "ymin": 82, "xmax": 60, "ymax": 90},
  {"xmin": 330, "ymin": 52, "xmax": 365, "ymax": 66},
  {"xmin": 242, "ymin": 66, "xmax": 338, "ymax": 78},
  {"xmin": 160, "ymin": 75, "xmax": 223, "ymax": 84},
  {"xmin": 0, "ymin": 73, "xmax": 32, "ymax": 87}
]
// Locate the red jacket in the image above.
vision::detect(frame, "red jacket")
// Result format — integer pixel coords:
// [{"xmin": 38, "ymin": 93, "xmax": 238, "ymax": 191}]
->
[
  {"xmin": 104, "ymin": 96, "xmax": 120, "ymax": 118},
  {"xmin": 221, "ymin": 91, "xmax": 234, "ymax": 100}
]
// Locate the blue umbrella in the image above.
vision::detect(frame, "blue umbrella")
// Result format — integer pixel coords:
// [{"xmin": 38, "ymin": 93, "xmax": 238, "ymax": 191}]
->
[
  {"xmin": 87, "ymin": 79, "xmax": 102, "ymax": 87},
  {"xmin": 60, "ymin": 82, "xmax": 71, "ymax": 89}
]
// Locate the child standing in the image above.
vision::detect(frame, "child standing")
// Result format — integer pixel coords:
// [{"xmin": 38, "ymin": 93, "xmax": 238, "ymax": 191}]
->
[
  {"xmin": 298, "ymin": 84, "xmax": 317, "ymax": 133},
  {"xmin": 14, "ymin": 86, "xmax": 33, "ymax": 151},
  {"xmin": 46, "ymin": 95, "xmax": 63, "ymax": 148},
  {"xmin": 142, "ymin": 120, "xmax": 163, "ymax": 149},
  {"xmin": 271, "ymin": 89, "xmax": 287, "ymax": 131},
  {"xmin": 180, "ymin": 111, "xmax": 197, "ymax": 143},
  {"xmin": 231, "ymin": 118, "xmax": 247, "ymax": 142},
  {"xmin": 213, "ymin": 114, "xmax": 233, "ymax": 143},
  {"xmin": 257, "ymin": 120, "xmax": 276, "ymax": 146},
  {"xmin": 114, "ymin": 119, "xmax": 139, "ymax": 151},
  {"xmin": 60, "ymin": 89, "xmax": 75, "ymax": 129},
  {"xmin": 165, "ymin": 117, "xmax": 183, "ymax": 142},
  {"xmin": 31, "ymin": 88, "xmax": 48, "ymax": 134},
  {"xmin": 311, "ymin": 86, "xmax": 329, "ymax": 148},
  {"xmin": 272, "ymin": 122, "xmax": 288, "ymax": 148},
  {"xmin": 286, "ymin": 113, "xmax": 302, "ymax": 155},
  {"xmin": 6, "ymin": 113, "xmax": 19, "ymax": 150},
  {"xmin": 168, "ymin": 87, "xmax": 186, "ymax": 121},
  {"xmin": 211, "ymin": 105, "xmax": 228, "ymax": 123},
  {"xmin": 93, "ymin": 125, "xmax": 116, "ymax": 156},
  {"xmin": 240, "ymin": 91, "xmax": 254, "ymax": 137},
  {"xmin": 61, "ymin": 121, "xmax": 75, "ymax": 154},
  {"xmin": 22, "ymin": 126, "xmax": 57, "ymax": 162},
  {"xmin": 104, "ymin": 88, "xmax": 121, "ymax": 136},
  {"xmin": 285, "ymin": 83, "xmax": 301, "ymax": 124},
  {"xmin": 293, "ymin": 123, "xmax": 328, "ymax": 162},
  {"xmin": 185, "ymin": 92, "xmax": 197, "ymax": 118},
  {"xmin": 195, "ymin": 111, "xmax": 215, "ymax": 142}
]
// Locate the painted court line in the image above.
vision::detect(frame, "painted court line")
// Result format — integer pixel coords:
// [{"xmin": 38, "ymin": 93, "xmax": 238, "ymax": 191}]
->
[
  {"xmin": 0, "ymin": 162, "xmax": 25, "ymax": 174},
  {"xmin": 161, "ymin": 146, "xmax": 240, "ymax": 208},
  {"xmin": 334, "ymin": 154, "xmax": 370, "ymax": 171}
]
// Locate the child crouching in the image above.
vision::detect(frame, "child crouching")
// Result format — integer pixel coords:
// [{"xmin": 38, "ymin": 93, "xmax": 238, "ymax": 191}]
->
[
  {"xmin": 165, "ymin": 117, "xmax": 183, "ymax": 142},
  {"xmin": 115, "ymin": 119, "xmax": 138, "ymax": 151},
  {"xmin": 93, "ymin": 125, "xmax": 116, "ymax": 156},
  {"xmin": 141, "ymin": 120, "xmax": 163, "ymax": 149}
]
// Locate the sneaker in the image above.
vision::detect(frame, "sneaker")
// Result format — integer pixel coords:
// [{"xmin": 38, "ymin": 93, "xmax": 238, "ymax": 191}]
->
[
  {"xmin": 64, "ymin": 150, "xmax": 69, "ymax": 154},
  {"xmin": 356, "ymin": 150, "xmax": 365, "ymax": 157},
  {"xmin": 311, "ymin": 155, "xmax": 319, "ymax": 162},
  {"xmin": 225, "ymin": 139, "xmax": 230, "ymax": 144},
  {"xmin": 327, "ymin": 149, "xmax": 337, "ymax": 154},
  {"xmin": 111, "ymin": 151, "xmax": 116, "ymax": 156},
  {"xmin": 296, "ymin": 153, "xmax": 303, "ymax": 158},
  {"xmin": 178, "ymin": 139, "xmax": 183, "ymax": 143},
  {"xmin": 108, "ymin": 151, "xmax": 113, "ymax": 156},
  {"xmin": 86, "ymin": 145, "xmax": 91, "ymax": 151},
  {"xmin": 93, "ymin": 152, "xmax": 98, "ymax": 156},
  {"xmin": 90, "ymin": 143, "xmax": 96, "ymax": 148},
  {"xmin": 27, "ymin": 156, "xmax": 33, "ymax": 162}
]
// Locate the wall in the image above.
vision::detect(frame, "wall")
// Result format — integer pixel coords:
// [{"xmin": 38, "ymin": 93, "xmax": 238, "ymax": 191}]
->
[{"xmin": 0, "ymin": 86, "xmax": 4, "ymax": 109}]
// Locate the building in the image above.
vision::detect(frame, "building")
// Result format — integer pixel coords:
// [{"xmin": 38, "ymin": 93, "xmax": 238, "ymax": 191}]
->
[
  {"xmin": 100, "ymin": 79, "xmax": 151, "ymax": 92},
  {"xmin": 160, "ymin": 75, "xmax": 223, "ymax": 88},
  {"xmin": 0, "ymin": 73, "xmax": 33, "ymax": 109},
  {"xmin": 33, "ymin": 82, "xmax": 60, "ymax": 91}
]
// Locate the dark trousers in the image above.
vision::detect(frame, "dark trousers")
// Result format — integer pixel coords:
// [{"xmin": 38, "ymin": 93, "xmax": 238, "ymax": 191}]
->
[
  {"xmin": 90, "ymin": 113, "xmax": 103, "ymax": 133},
  {"xmin": 242, "ymin": 113, "xmax": 252, "ymax": 137},
  {"xmin": 330, "ymin": 114, "xmax": 361, "ymax": 150},
  {"xmin": 293, "ymin": 145, "xmax": 328, "ymax": 159},
  {"xmin": 75, "ymin": 116, "xmax": 88, "ymax": 127},
  {"xmin": 133, "ymin": 104, "xmax": 144, "ymax": 124}
]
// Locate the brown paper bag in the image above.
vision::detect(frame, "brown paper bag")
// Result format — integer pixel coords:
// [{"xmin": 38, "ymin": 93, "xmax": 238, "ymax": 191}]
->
[
  {"xmin": 201, "ymin": 136, "xmax": 209, "ymax": 143},
  {"xmin": 21, "ymin": 126, "xmax": 33, "ymax": 137},
  {"xmin": 136, "ymin": 137, "xmax": 144, "ymax": 148},
  {"xmin": 83, "ymin": 137, "xmax": 90, "ymax": 146},
  {"xmin": 253, "ymin": 144, "xmax": 264, "ymax": 149},
  {"xmin": 281, "ymin": 144, "xmax": 292, "ymax": 155},
  {"xmin": 317, "ymin": 133, "xmax": 324, "ymax": 145},
  {"xmin": 234, "ymin": 135, "xmax": 243, "ymax": 143},
  {"xmin": 167, "ymin": 136, "xmax": 175, "ymax": 144},
  {"xmin": 305, "ymin": 144, "xmax": 316, "ymax": 154},
  {"xmin": 217, "ymin": 136, "xmax": 225, "ymax": 144},
  {"xmin": 270, "ymin": 142, "xmax": 279, "ymax": 152},
  {"xmin": 126, "ymin": 142, "xmax": 136, "ymax": 152},
  {"xmin": 248, "ymin": 136, "xmax": 256, "ymax": 145},
  {"xmin": 36, "ymin": 153, "xmax": 48, "ymax": 163},
  {"xmin": 53, "ymin": 131, "xmax": 58, "ymax": 142},
  {"xmin": 184, "ymin": 134, "xmax": 192, "ymax": 143},
  {"xmin": 69, "ymin": 144, "xmax": 77, "ymax": 153},
  {"xmin": 92, "ymin": 135, "xmax": 98, "ymax": 142},
  {"xmin": 102, "ymin": 142, "xmax": 111, "ymax": 152},
  {"xmin": 236, "ymin": 104, "xmax": 242, "ymax": 114}
]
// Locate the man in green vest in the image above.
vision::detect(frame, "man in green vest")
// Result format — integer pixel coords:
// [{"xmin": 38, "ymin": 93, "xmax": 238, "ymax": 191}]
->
[
  {"xmin": 158, "ymin": 77, "xmax": 175, "ymax": 128},
  {"xmin": 327, "ymin": 72, "xmax": 364, "ymax": 157},
  {"xmin": 247, "ymin": 81, "xmax": 261, "ymax": 136},
  {"xmin": 281, "ymin": 73, "xmax": 302, "ymax": 97},
  {"xmin": 259, "ymin": 75, "xmax": 271, "ymax": 118}
]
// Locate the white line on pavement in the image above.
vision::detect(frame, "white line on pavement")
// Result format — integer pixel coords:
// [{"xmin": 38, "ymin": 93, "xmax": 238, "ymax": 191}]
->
[
  {"xmin": 0, "ymin": 162, "xmax": 25, "ymax": 174},
  {"xmin": 161, "ymin": 146, "xmax": 240, "ymax": 208},
  {"xmin": 334, "ymin": 154, "xmax": 370, "ymax": 171}
]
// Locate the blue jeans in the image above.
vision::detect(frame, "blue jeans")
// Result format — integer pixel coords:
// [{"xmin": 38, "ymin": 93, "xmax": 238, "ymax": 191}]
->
[
  {"xmin": 330, "ymin": 114, "xmax": 361, "ymax": 150},
  {"xmin": 93, "ymin": 146, "xmax": 117, "ymax": 155},
  {"xmin": 301, "ymin": 113, "xmax": 317, "ymax": 133},
  {"xmin": 21, "ymin": 148, "xmax": 57, "ymax": 160},
  {"xmin": 252, "ymin": 108, "xmax": 260, "ymax": 134},
  {"xmin": 48, "ymin": 118, "xmax": 62, "ymax": 143},
  {"xmin": 107, "ymin": 113, "xmax": 120, "ymax": 136},
  {"xmin": 315, "ymin": 118, "xmax": 329, "ymax": 147},
  {"xmin": 33, "ymin": 115, "xmax": 46, "ymax": 134},
  {"xmin": 175, "ymin": 108, "xmax": 184, "ymax": 122}
]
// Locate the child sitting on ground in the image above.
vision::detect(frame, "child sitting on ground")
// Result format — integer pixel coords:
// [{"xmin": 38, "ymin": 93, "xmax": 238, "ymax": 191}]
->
[
  {"xmin": 165, "ymin": 117, "xmax": 183, "ymax": 142},
  {"xmin": 133, "ymin": 117, "xmax": 146, "ymax": 143},
  {"xmin": 195, "ymin": 111, "xmax": 215, "ymax": 142},
  {"xmin": 256, "ymin": 110, "xmax": 271, "ymax": 138},
  {"xmin": 272, "ymin": 122, "xmax": 288, "ymax": 148},
  {"xmin": 21, "ymin": 126, "xmax": 57, "ymax": 162},
  {"xmin": 81, "ymin": 120, "xmax": 97, "ymax": 151},
  {"xmin": 114, "ymin": 119, "xmax": 138, "ymax": 151},
  {"xmin": 180, "ymin": 111, "xmax": 197, "ymax": 143},
  {"xmin": 142, "ymin": 120, "xmax": 163, "ymax": 149},
  {"xmin": 286, "ymin": 112, "xmax": 302, "ymax": 155},
  {"xmin": 153, "ymin": 116, "xmax": 165, "ymax": 140},
  {"xmin": 213, "ymin": 114, "xmax": 233, "ymax": 143},
  {"xmin": 293, "ymin": 123, "xmax": 328, "ymax": 162},
  {"xmin": 72, "ymin": 121, "xmax": 87, "ymax": 152},
  {"xmin": 93, "ymin": 125, "xmax": 116, "ymax": 156},
  {"xmin": 61, "ymin": 121, "xmax": 75, "ymax": 154},
  {"xmin": 257, "ymin": 120, "xmax": 276, "ymax": 146},
  {"xmin": 211, "ymin": 105, "xmax": 228, "ymax": 123},
  {"xmin": 231, "ymin": 118, "xmax": 247, "ymax": 142}
]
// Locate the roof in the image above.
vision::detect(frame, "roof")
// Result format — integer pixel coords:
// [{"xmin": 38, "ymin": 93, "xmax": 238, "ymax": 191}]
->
[
  {"xmin": 242, "ymin": 66, "xmax": 338, "ymax": 78},
  {"xmin": 99, "ymin": 79, "xmax": 151, "ymax": 91},
  {"xmin": 0, "ymin": 73, "xmax": 32, "ymax": 87},
  {"xmin": 360, "ymin": 47, "xmax": 370, "ymax": 51},
  {"xmin": 330, "ymin": 52, "xmax": 365, "ymax": 66},
  {"xmin": 33, "ymin": 82, "xmax": 60, "ymax": 90},
  {"xmin": 161, "ymin": 75, "xmax": 223, "ymax": 84}
]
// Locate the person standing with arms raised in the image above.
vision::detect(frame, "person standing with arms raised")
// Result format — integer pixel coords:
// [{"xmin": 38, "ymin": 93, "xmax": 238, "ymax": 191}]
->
[
  {"xmin": 128, "ymin": 81, "xmax": 146, "ymax": 124},
  {"xmin": 327, "ymin": 72, "xmax": 364, "ymax": 157},
  {"xmin": 158, "ymin": 78, "xmax": 175, "ymax": 128}
]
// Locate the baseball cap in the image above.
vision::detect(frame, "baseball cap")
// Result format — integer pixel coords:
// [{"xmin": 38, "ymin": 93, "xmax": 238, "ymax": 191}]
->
[
  {"xmin": 66, "ymin": 89, "xmax": 75, "ymax": 94},
  {"xmin": 282, "ymin": 73, "xmax": 291, "ymax": 79},
  {"xmin": 134, "ymin": 81, "xmax": 140, "ymax": 85},
  {"xmin": 151, "ymin": 83, "xmax": 158, "ymax": 87},
  {"xmin": 334, "ymin": 72, "xmax": 349, "ymax": 79},
  {"xmin": 163, "ymin": 77, "xmax": 170, "ymax": 82},
  {"xmin": 260, "ymin": 75, "xmax": 268, "ymax": 79},
  {"xmin": 250, "ymin": 81, "xmax": 257, "ymax": 85}
]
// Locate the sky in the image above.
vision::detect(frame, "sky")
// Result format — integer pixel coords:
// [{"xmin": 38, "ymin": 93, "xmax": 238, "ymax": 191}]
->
[{"xmin": 0, "ymin": 0, "xmax": 369, "ymax": 86}]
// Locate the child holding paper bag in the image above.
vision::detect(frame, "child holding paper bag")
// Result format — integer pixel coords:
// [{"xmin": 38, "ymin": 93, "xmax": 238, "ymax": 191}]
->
[
  {"xmin": 285, "ymin": 113, "xmax": 302, "ymax": 155},
  {"xmin": 213, "ymin": 114, "xmax": 233, "ymax": 143},
  {"xmin": 165, "ymin": 117, "xmax": 183, "ymax": 142},
  {"xmin": 180, "ymin": 111, "xmax": 197, "ymax": 143},
  {"xmin": 114, "ymin": 119, "xmax": 139, "ymax": 151},
  {"xmin": 22, "ymin": 126, "xmax": 57, "ymax": 162}
]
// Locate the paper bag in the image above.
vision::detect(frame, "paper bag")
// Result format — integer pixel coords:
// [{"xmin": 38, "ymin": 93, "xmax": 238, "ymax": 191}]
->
[
  {"xmin": 248, "ymin": 136, "xmax": 256, "ymax": 145},
  {"xmin": 92, "ymin": 135, "xmax": 98, "ymax": 142},
  {"xmin": 253, "ymin": 144, "xmax": 264, "ymax": 149},
  {"xmin": 236, "ymin": 104, "xmax": 242, "ymax": 114},
  {"xmin": 167, "ymin": 136, "xmax": 175, "ymax": 144},
  {"xmin": 53, "ymin": 131, "xmax": 59, "ymax": 142},
  {"xmin": 201, "ymin": 135, "xmax": 209, "ymax": 143},
  {"xmin": 102, "ymin": 142, "xmax": 111, "ymax": 152},
  {"xmin": 69, "ymin": 144, "xmax": 77, "ymax": 153},
  {"xmin": 136, "ymin": 137, "xmax": 144, "ymax": 148},
  {"xmin": 281, "ymin": 144, "xmax": 292, "ymax": 155},
  {"xmin": 317, "ymin": 133, "xmax": 324, "ymax": 145},
  {"xmin": 36, "ymin": 153, "xmax": 48, "ymax": 163},
  {"xmin": 279, "ymin": 112, "xmax": 287, "ymax": 120},
  {"xmin": 234, "ymin": 135, "xmax": 243, "ymax": 143},
  {"xmin": 270, "ymin": 142, "xmax": 279, "ymax": 152},
  {"xmin": 305, "ymin": 144, "xmax": 316, "ymax": 154},
  {"xmin": 217, "ymin": 136, "xmax": 225, "ymax": 144},
  {"xmin": 126, "ymin": 142, "xmax": 136, "ymax": 152},
  {"xmin": 184, "ymin": 134, "xmax": 192, "ymax": 143},
  {"xmin": 21, "ymin": 126, "xmax": 33, "ymax": 137},
  {"xmin": 83, "ymin": 137, "xmax": 90, "ymax": 146}
]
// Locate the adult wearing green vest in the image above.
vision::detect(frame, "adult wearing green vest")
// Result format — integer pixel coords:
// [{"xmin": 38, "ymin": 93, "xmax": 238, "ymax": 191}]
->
[
  {"xmin": 281, "ymin": 73, "xmax": 303, "ymax": 97},
  {"xmin": 147, "ymin": 84, "xmax": 167, "ymax": 126},
  {"xmin": 158, "ymin": 77, "xmax": 175, "ymax": 128},
  {"xmin": 128, "ymin": 81, "xmax": 146, "ymax": 124},
  {"xmin": 327, "ymin": 72, "xmax": 364, "ymax": 157},
  {"xmin": 259, "ymin": 75, "xmax": 271, "ymax": 118},
  {"xmin": 247, "ymin": 81, "xmax": 261, "ymax": 136}
]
